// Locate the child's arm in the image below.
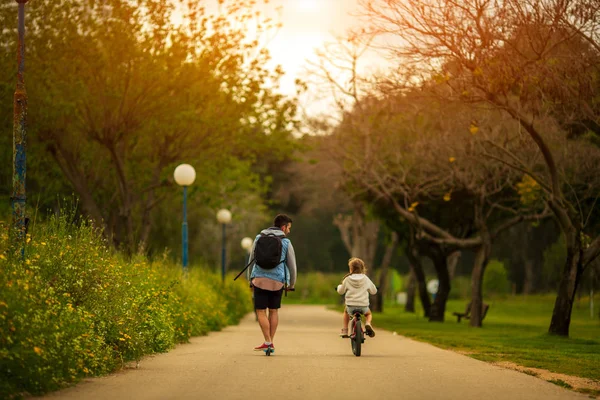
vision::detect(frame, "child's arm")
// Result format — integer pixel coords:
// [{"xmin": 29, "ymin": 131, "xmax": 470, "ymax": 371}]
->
[
  {"xmin": 367, "ymin": 276, "xmax": 378, "ymax": 295},
  {"xmin": 336, "ymin": 279, "xmax": 347, "ymax": 295}
]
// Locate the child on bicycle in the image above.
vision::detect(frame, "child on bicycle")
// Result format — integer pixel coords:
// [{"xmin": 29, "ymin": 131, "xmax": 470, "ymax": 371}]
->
[{"xmin": 336, "ymin": 257, "xmax": 377, "ymax": 338}]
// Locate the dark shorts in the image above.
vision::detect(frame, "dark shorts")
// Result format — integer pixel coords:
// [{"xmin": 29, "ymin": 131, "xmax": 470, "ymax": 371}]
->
[{"xmin": 253, "ymin": 287, "xmax": 283, "ymax": 310}]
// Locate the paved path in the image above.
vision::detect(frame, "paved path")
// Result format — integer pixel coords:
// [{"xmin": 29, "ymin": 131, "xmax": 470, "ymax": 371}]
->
[{"xmin": 40, "ymin": 305, "xmax": 588, "ymax": 400}]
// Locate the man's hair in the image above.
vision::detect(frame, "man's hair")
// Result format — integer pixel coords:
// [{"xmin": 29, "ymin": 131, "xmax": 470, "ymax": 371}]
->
[
  {"xmin": 273, "ymin": 214, "xmax": 293, "ymax": 228},
  {"xmin": 348, "ymin": 257, "xmax": 367, "ymax": 274}
]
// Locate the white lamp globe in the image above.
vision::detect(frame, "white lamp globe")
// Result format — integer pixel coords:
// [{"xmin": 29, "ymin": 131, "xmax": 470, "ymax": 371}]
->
[
  {"xmin": 241, "ymin": 237, "xmax": 253, "ymax": 251},
  {"xmin": 427, "ymin": 279, "xmax": 439, "ymax": 294},
  {"xmin": 174, "ymin": 164, "xmax": 196, "ymax": 186},
  {"xmin": 216, "ymin": 209, "xmax": 232, "ymax": 224}
]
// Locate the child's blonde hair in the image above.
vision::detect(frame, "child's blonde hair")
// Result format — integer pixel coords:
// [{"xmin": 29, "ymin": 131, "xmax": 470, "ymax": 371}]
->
[{"xmin": 343, "ymin": 257, "xmax": 367, "ymax": 280}]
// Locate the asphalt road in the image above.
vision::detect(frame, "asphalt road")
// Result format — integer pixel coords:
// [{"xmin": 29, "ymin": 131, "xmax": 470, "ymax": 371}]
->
[{"xmin": 40, "ymin": 305, "xmax": 589, "ymax": 400}]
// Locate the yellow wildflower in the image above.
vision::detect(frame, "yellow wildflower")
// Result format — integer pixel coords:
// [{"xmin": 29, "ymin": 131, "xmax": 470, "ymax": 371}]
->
[
  {"xmin": 443, "ymin": 193, "xmax": 452, "ymax": 202},
  {"xmin": 34, "ymin": 346, "xmax": 43, "ymax": 355},
  {"xmin": 469, "ymin": 124, "xmax": 479, "ymax": 135},
  {"xmin": 449, "ymin": 157, "xmax": 456, "ymax": 163},
  {"xmin": 407, "ymin": 202, "xmax": 419, "ymax": 212}
]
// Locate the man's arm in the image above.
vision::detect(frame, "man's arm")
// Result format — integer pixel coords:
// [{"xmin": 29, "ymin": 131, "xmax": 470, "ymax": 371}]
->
[{"xmin": 286, "ymin": 240, "xmax": 297, "ymax": 287}]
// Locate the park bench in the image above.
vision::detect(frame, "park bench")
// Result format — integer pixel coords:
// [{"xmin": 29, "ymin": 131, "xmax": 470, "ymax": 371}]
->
[{"xmin": 453, "ymin": 301, "xmax": 490, "ymax": 322}]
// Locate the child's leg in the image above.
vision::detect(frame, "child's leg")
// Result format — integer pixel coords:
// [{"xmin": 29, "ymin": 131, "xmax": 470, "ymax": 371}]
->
[
  {"xmin": 343, "ymin": 310, "xmax": 350, "ymax": 330},
  {"xmin": 365, "ymin": 311, "xmax": 375, "ymax": 337}
]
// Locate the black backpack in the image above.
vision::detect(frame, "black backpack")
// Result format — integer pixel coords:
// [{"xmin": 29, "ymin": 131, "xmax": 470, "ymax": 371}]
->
[
  {"xmin": 254, "ymin": 233, "xmax": 284, "ymax": 270},
  {"xmin": 233, "ymin": 233, "xmax": 286, "ymax": 281}
]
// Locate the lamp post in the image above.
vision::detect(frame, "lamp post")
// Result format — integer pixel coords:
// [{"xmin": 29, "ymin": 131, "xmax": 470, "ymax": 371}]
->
[
  {"xmin": 174, "ymin": 164, "xmax": 196, "ymax": 272},
  {"xmin": 216, "ymin": 209, "xmax": 232, "ymax": 283},
  {"xmin": 12, "ymin": 0, "xmax": 29, "ymax": 242}
]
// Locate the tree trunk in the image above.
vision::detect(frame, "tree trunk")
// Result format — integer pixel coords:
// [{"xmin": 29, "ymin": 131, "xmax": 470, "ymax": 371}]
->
[
  {"xmin": 405, "ymin": 267, "xmax": 416, "ymax": 313},
  {"xmin": 447, "ymin": 251, "xmax": 461, "ymax": 280},
  {"xmin": 333, "ymin": 202, "xmax": 379, "ymax": 268},
  {"xmin": 46, "ymin": 141, "xmax": 106, "ymax": 234},
  {"xmin": 371, "ymin": 232, "xmax": 399, "ymax": 313},
  {"xmin": 427, "ymin": 245, "xmax": 451, "ymax": 322},
  {"xmin": 406, "ymin": 242, "xmax": 431, "ymax": 317},
  {"xmin": 470, "ymin": 235, "xmax": 491, "ymax": 327},
  {"xmin": 549, "ymin": 230, "xmax": 584, "ymax": 336}
]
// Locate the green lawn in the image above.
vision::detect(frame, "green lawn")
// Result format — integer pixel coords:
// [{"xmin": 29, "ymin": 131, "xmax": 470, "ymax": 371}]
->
[{"xmin": 373, "ymin": 295, "xmax": 600, "ymax": 382}]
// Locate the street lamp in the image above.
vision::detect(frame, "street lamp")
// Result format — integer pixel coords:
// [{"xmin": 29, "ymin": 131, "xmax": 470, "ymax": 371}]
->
[
  {"xmin": 12, "ymin": 0, "xmax": 29, "ymax": 242},
  {"xmin": 174, "ymin": 164, "xmax": 196, "ymax": 272},
  {"xmin": 216, "ymin": 209, "xmax": 232, "ymax": 282}
]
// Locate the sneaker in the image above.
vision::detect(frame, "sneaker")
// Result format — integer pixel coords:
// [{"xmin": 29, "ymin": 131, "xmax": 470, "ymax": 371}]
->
[
  {"xmin": 254, "ymin": 342, "xmax": 271, "ymax": 351},
  {"xmin": 365, "ymin": 324, "xmax": 375, "ymax": 338},
  {"xmin": 340, "ymin": 328, "xmax": 349, "ymax": 338}
]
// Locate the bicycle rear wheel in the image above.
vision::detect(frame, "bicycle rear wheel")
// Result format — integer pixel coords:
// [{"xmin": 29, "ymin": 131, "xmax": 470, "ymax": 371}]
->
[{"xmin": 351, "ymin": 318, "xmax": 362, "ymax": 357}]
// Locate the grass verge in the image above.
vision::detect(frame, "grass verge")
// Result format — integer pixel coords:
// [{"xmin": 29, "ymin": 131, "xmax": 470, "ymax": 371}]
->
[{"xmin": 374, "ymin": 297, "xmax": 600, "ymax": 382}]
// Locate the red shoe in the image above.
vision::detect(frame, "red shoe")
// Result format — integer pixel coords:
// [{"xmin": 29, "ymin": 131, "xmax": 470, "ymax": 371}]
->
[{"xmin": 254, "ymin": 342, "xmax": 274, "ymax": 352}]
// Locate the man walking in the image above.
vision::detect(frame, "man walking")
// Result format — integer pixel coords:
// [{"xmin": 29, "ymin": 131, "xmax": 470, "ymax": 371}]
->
[{"xmin": 247, "ymin": 214, "xmax": 297, "ymax": 353}]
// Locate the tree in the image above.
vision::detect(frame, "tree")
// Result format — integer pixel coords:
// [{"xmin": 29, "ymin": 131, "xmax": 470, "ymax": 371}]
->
[
  {"xmin": 358, "ymin": 0, "xmax": 600, "ymax": 336},
  {"xmin": 307, "ymin": 35, "xmax": 551, "ymax": 324},
  {"xmin": 0, "ymin": 0, "xmax": 298, "ymax": 255}
]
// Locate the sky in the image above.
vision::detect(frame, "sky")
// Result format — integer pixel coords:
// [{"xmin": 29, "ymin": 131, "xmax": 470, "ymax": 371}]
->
[
  {"xmin": 255, "ymin": 0, "xmax": 388, "ymax": 119},
  {"xmin": 174, "ymin": 0, "xmax": 390, "ymax": 120}
]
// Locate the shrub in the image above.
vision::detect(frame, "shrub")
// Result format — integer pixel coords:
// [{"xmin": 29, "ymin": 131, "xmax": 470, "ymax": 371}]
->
[
  {"xmin": 0, "ymin": 214, "xmax": 252, "ymax": 399},
  {"xmin": 483, "ymin": 259, "xmax": 511, "ymax": 296},
  {"xmin": 449, "ymin": 276, "xmax": 471, "ymax": 299}
]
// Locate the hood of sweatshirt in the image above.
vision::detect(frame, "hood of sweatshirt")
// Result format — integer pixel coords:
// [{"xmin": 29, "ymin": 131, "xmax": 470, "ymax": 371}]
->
[
  {"xmin": 347, "ymin": 273, "xmax": 368, "ymax": 288},
  {"xmin": 260, "ymin": 227, "xmax": 286, "ymax": 237}
]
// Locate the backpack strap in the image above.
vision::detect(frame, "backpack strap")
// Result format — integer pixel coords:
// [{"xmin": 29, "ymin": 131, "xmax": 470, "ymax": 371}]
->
[{"xmin": 233, "ymin": 256, "xmax": 255, "ymax": 281}]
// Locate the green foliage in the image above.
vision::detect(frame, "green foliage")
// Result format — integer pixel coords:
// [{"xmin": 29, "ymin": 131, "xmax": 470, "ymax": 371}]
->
[
  {"xmin": 286, "ymin": 272, "xmax": 345, "ymax": 305},
  {"xmin": 483, "ymin": 259, "xmax": 511, "ymax": 295},
  {"xmin": 0, "ymin": 0, "xmax": 299, "ymax": 255},
  {"xmin": 449, "ymin": 275, "xmax": 471, "ymax": 299},
  {"xmin": 0, "ymin": 215, "xmax": 251, "ymax": 398}
]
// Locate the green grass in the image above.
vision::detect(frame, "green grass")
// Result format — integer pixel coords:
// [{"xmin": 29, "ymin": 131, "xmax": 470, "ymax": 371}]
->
[{"xmin": 374, "ymin": 296, "xmax": 600, "ymax": 382}]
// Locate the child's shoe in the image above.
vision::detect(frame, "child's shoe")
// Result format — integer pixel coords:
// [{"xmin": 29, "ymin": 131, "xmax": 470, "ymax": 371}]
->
[
  {"xmin": 339, "ymin": 328, "xmax": 349, "ymax": 338},
  {"xmin": 365, "ymin": 324, "xmax": 375, "ymax": 337}
]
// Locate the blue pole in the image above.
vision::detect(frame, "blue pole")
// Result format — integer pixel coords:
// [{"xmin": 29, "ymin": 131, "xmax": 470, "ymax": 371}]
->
[
  {"xmin": 221, "ymin": 223, "xmax": 226, "ymax": 283},
  {"xmin": 182, "ymin": 186, "xmax": 188, "ymax": 272},
  {"xmin": 12, "ymin": 1, "xmax": 28, "ymax": 244}
]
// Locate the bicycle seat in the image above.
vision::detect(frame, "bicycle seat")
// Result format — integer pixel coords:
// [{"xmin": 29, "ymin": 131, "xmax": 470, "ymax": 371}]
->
[{"xmin": 348, "ymin": 308, "xmax": 365, "ymax": 315}]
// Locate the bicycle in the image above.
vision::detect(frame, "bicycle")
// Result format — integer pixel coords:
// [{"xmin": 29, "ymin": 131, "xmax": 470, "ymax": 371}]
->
[{"xmin": 347, "ymin": 308, "xmax": 366, "ymax": 357}]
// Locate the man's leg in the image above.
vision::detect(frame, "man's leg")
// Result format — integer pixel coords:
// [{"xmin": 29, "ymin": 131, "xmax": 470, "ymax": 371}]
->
[
  {"xmin": 268, "ymin": 308, "xmax": 279, "ymax": 341},
  {"xmin": 256, "ymin": 309, "xmax": 271, "ymax": 342}
]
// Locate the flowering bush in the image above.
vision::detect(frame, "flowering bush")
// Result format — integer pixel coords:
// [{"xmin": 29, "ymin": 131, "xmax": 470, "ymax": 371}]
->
[{"xmin": 0, "ymin": 216, "xmax": 252, "ymax": 398}]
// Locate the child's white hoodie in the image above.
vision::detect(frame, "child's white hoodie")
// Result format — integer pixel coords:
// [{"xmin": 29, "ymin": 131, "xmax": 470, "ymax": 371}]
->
[{"xmin": 336, "ymin": 273, "xmax": 377, "ymax": 306}]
